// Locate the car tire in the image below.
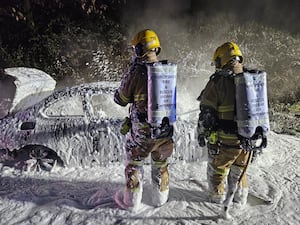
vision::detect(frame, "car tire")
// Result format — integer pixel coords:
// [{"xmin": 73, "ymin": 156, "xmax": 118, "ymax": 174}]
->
[{"xmin": 19, "ymin": 145, "xmax": 64, "ymax": 172}]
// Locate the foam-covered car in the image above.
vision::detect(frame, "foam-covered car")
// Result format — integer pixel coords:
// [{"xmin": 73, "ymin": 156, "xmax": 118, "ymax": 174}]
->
[
  {"xmin": 0, "ymin": 80, "xmax": 129, "ymax": 170},
  {"xmin": 0, "ymin": 68, "xmax": 199, "ymax": 171}
]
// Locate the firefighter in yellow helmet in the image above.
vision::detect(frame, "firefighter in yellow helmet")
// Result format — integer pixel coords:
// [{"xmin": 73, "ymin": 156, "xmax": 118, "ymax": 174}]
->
[
  {"xmin": 197, "ymin": 42, "xmax": 251, "ymax": 206},
  {"xmin": 114, "ymin": 29, "xmax": 174, "ymax": 211}
]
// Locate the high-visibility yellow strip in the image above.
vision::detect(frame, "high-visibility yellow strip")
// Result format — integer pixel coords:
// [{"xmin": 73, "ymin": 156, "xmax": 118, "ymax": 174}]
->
[
  {"xmin": 119, "ymin": 92, "xmax": 130, "ymax": 103},
  {"xmin": 153, "ymin": 160, "xmax": 167, "ymax": 168},
  {"xmin": 209, "ymin": 164, "xmax": 229, "ymax": 176},
  {"xmin": 217, "ymin": 130, "xmax": 239, "ymax": 140},
  {"xmin": 128, "ymin": 160, "xmax": 144, "ymax": 167},
  {"xmin": 127, "ymin": 187, "xmax": 141, "ymax": 192},
  {"xmin": 134, "ymin": 94, "xmax": 146, "ymax": 101},
  {"xmin": 218, "ymin": 105, "xmax": 235, "ymax": 112}
]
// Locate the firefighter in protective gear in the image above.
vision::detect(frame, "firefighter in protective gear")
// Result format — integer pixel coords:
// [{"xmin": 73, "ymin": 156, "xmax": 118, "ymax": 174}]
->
[
  {"xmin": 197, "ymin": 42, "xmax": 251, "ymax": 205},
  {"xmin": 114, "ymin": 29, "xmax": 174, "ymax": 211}
]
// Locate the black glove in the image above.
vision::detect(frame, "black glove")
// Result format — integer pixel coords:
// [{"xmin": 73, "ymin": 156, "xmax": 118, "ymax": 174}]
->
[
  {"xmin": 261, "ymin": 136, "xmax": 267, "ymax": 148},
  {"xmin": 198, "ymin": 134, "xmax": 206, "ymax": 147},
  {"xmin": 200, "ymin": 106, "xmax": 218, "ymax": 130}
]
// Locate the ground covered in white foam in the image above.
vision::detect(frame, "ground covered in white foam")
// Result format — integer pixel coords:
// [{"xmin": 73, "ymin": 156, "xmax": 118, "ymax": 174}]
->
[{"xmin": 0, "ymin": 131, "xmax": 299, "ymax": 225}]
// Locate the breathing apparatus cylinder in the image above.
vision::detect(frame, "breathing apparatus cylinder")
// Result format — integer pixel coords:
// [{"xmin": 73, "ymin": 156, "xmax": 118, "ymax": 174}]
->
[
  {"xmin": 235, "ymin": 70, "xmax": 270, "ymax": 139},
  {"xmin": 147, "ymin": 61, "xmax": 177, "ymax": 137}
]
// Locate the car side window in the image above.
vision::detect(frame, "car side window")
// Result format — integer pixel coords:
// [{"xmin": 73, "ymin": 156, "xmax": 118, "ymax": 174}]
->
[
  {"xmin": 91, "ymin": 93, "xmax": 127, "ymax": 119},
  {"xmin": 44, "ymin": 95, "xmax": 84, "ymax": 117}
]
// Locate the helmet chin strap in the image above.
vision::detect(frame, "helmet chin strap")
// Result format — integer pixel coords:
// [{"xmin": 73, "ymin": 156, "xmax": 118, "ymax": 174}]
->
[{"xmin": 132, "ymin": 50, "xmax": 158, "ymax": 63}]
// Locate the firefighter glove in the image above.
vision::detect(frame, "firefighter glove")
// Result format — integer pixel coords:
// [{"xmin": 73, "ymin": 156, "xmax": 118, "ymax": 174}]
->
[{"xmin": 121, "ymin": 117, "xmax": 131, "ymax": 135}]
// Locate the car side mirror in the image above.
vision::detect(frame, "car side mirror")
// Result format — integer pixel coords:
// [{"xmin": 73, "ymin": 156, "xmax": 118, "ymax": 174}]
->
[{"xmin": 20, "ymin": 121, "xmax": 36, "ymax": 130}]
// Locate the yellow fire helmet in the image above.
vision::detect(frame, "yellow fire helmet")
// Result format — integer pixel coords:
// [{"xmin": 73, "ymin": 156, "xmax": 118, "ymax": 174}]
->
[
  {"xmin": 131, "ymin": 29, "xmax": 161, "ymax": 58},
  {"xmin": 212, "ymin": 42, "xmax": 243, "ymax": 69}
]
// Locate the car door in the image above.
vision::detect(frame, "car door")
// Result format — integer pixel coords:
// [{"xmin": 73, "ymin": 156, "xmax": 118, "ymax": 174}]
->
[
  {"xmin": 87, "ymin": 90, "xmax": 128, "ymax": 165},
  {"xmin": 35, "ymin": 91, "xmax": 93, "ymax": 166}
]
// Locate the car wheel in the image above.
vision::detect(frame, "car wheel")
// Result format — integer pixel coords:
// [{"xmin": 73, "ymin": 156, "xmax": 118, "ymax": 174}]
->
[{"xmin": 22, "ymin": 145, "xmax": 63, "ymax": 172}]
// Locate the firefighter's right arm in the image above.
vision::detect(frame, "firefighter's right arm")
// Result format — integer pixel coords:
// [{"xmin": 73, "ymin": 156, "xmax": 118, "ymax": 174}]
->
[
  {"xmin": 114, "ymin": 71, "xmax": 134, "ymax": 107},
  {"xmin": 197, "ymin": 112, "xmax": 206, "ymax": 147},
  {"xmin": 114, "ymin": 91, "xmax": 129, "ymax": 106},
  {"xmin": 196, "ymin": 78, "xmax": 219, "ymax": 147}
]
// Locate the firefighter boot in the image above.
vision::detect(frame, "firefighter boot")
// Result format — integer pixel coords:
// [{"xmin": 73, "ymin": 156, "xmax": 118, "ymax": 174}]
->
[
  {"xmin": 123, "ymin": 164, "xmax": 144, "ymax": 211},
  {"xmin": 151, "ymin": 160, "xmax": 169, "ymax": 207}
]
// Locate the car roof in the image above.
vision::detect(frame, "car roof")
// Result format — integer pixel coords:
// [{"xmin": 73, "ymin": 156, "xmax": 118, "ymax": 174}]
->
[
  {"xmin": 37, "ymin": 81, "xmax": 124, "ymax": 119},
  {"xmin": 54, "ymin": 81, "xmax": 120, "ymax": 95}
]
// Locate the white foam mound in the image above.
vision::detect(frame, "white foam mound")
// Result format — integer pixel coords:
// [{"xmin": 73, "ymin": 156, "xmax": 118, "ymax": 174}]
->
[{"xmin": 3, "ymin": 67, "xmax": 56, "ymax": 115}]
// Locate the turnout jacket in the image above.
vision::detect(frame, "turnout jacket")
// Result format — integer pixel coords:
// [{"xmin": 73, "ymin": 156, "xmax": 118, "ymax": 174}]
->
[
  {"xmin": 198, "ymin": 61, "xmax": 243, "ymax": 146},
  {"xmin": 114, "ymin": 59, "xmax": 152, "ymax": 138}
]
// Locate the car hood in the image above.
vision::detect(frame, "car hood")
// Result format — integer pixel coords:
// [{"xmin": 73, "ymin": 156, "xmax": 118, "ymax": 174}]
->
[{"xmin": 0, "ymin": 67, "xmax": 56, "ymax": 118}]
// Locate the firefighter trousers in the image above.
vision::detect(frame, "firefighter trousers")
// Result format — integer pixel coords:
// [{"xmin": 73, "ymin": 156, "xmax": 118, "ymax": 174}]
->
[
  {"xmin": 123, "ymin": 135, "xmax": 174, "ymax": 208},
  {"xmin": 207, "ymin": 144, "xmax": 251, "ymax": 204}
]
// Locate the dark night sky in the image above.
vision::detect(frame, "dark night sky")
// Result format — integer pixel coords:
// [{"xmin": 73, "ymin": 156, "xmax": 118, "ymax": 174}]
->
[{"xmin": 121, "ymin": 0, "xmax": 300, "ymax": 35}]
